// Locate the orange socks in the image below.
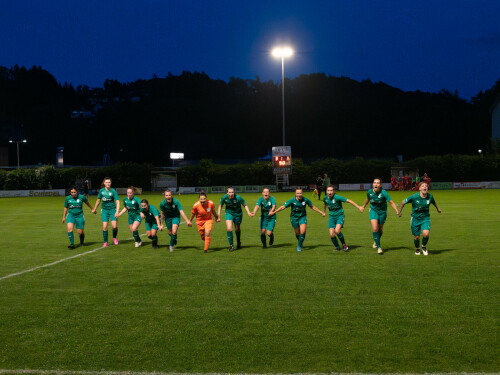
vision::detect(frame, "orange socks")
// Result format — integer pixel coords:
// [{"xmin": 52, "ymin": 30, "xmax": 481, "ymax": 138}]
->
[{"xmin": 204, "ymin": 237, "xmax": 211, "ymax": 250}]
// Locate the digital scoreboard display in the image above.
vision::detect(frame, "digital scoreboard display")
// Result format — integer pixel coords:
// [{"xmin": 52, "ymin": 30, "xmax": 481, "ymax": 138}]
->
[{"xmin": 272, "ymin": 146, "xmax": 292, "ymax": 175}]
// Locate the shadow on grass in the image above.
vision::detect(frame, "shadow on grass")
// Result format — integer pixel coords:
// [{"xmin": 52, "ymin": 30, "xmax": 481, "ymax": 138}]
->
[
  {"xmin": 429, "ymin": 248, "xmax": 455, "ymax": 255},
  {"xmin": 381, "ymin": 246, "xmax": 413, "ymax": 253},
  {"xmin": 264, "ymin": 243, "xmax": 294, "ymax": 249}
]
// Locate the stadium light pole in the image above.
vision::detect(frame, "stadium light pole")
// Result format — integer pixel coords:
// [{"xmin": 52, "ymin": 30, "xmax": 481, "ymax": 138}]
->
[
  {"xmin": 9, "ymin": 139, "xmax": 27, "ymax": 169},
  {"xmin": 272, "ymin": 47, "xmax": 293, "ymax": 146}
]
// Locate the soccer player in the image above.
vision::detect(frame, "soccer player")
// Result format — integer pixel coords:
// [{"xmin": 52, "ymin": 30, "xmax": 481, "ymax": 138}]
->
[
  {"xmin": 62, "ymin": 187, "xmax": 94, "ymax": 249},
  {"xmin": 360, "ymin": 178, "xmax": 399, "ymax": 254},
  {"xmin": 116, "ymin": 186, "xmax": 143, "ymax": 247},
  {"xmin": 140, "ymin": 199, "xmax": 162, "ymax": 249},
  {"xmin": 270, "ymin": 187, "xmax": 325, "ymax": 252},
  {"xmin": 398, "ymin": 182, "xmax": 442, "ymax": 255},
  {"xmin": 323, "ymin": 185, "xmax": 363, "ymax": 252},
  {"xmin": 218, "ymin": 187, "xmax": 254, "ymax": 251},
  {"xmin": 92, "ymin": 177, "xmax": 120, "ymax": 247},
  {"xmin": 190, "ymin": 191, "xmax": 219, "ymax": 253},
  {"xmin": 252, "ymin": 187, "xmax": 277, "ymax": 248},
  {"xmin": 159, "ymin": 189, "xmax": 192, "ymax": 252}
]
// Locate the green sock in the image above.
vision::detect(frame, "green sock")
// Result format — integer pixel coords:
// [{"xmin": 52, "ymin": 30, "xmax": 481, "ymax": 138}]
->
[
  {"xmin": 414, "ymin": 238, "xmax": 420, "ymax": 248},
  {"xmin": 296, "ymin": 234, "xmax": 299, "ymax": 240},
  {"xmin": 337, "ymin": 232, "xmax": 346, "ymax": 245},
  {"xmin": 298, "ymin": 233, "xmax": 305, "ymax": 247},
  {"xmin": 133, "ymin": 231, "xmax": 140, "ymax": 242},
  {"xmin": 67, "ymin": 232, "xmax": 74, "ymax": 245},
  {"xmin": 103, "ymin": 230, "xmax": 108, "ymax": 243},
  {"xmin": 235, "ymin": 230, "xmax": 241, "ymax": 244},
  {"xmin": 171, "ymin": 234, "xmax": 177, "ymax": 246},
  {"xmin": 261, "ymin": 234, "xmax": 266, "ymax": 246},
  {"xmin": 79, "ymin": 233, "xmax": 84, "ymax": 244},
  {"xmin": 422, "ymin": 236, "xmax": 429, "ymax": 246},
  {"xmin": 227, "ymin": 231, "xmax": 234, "ymax": 246},
  {"xmin": 372, "ymin": 232, "xmax": 381, "ymax": 248},
  {"xmin": 331, "ymin": 237, "xmax": 339, "ymax": 247},
  {"xmin": 112, "ymin": 228, "xmax": 118, "ymax": 239},
  {"xmin": 152, "ymin": 236, "xmax": 158, "ymax": 247}
]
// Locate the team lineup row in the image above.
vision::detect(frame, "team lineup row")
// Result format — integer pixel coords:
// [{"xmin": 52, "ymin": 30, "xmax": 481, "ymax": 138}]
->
[{"xmin": 63, "ymin": 177, "xmax": 442, "ymax": 255}]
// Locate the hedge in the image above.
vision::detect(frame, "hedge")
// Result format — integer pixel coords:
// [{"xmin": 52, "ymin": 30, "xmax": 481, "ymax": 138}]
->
[
  {"xmin": 1, "ymin": 155, "xmax": 499, "ymax": 191},
  {"xmin": 0, "ymin": 163, "xmax": 152, "ymax": 190}
]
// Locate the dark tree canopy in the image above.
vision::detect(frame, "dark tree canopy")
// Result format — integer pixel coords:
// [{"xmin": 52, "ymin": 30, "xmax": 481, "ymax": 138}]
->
[{"xmin": 0, "ymin": 65, "xmax": 497, "ymax": 166}]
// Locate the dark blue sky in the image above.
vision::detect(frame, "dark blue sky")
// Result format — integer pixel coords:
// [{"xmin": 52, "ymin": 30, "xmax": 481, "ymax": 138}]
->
[{"xmin": 1, "ymin": 0, "xmax": 499, "ymax": 99}]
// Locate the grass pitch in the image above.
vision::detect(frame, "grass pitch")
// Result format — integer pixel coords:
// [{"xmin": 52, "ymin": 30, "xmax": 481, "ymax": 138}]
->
[{"xmin": 0, "ymin": 190, "xmax": 498, "ymax": 373}]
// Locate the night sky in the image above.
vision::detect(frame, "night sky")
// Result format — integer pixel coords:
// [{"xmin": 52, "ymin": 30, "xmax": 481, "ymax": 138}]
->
[{"xmin": 1, "ymin": 0, "xmax": 499, "ymax": 99}]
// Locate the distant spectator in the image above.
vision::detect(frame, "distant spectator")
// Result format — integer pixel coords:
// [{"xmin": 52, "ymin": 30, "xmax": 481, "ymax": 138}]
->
[
  {"xmin": 391, "ymin": 176, "xmax": 398, "ymax": 191},
  {"xmin": 83, "ymin": 179, "xmax": 89, "ymax": 198},
  {"xmin": 423, "ymin": 173, "xmax": 431, "ymax": 187},
  {"xmin": 321, "ymin": 173, "xmax": 330, "ymax": 200},
  {"xmin": 315, "ymin": 175, "xmax": 323, "ymax": 200}
]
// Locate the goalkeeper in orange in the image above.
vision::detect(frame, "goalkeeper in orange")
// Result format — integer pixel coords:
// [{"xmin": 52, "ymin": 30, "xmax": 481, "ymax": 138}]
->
[{"xmin": 190, "ymin": 191, "xmax": 220, "ymax": 253}]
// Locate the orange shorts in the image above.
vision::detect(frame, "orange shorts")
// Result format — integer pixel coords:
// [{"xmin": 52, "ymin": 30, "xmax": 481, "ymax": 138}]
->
[{"xmin": 197, "ymin": 220, "xmax": 213, "ymax": 236}]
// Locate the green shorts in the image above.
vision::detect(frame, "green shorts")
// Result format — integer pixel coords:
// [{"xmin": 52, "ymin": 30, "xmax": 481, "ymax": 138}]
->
[
  {"xmin": 411, "ymin": 218, "xmax": 431, "ymax": 236},
  {"xmin": 328, "ymin": 215, "xmax": 345, "ymax": 228},
  {"xmin": 128, "ymin": 214, "xmax": 142, "ymax": 225},
  {"xmin": 67, "ymin": 213, "xmax": 85, "ymax": 229},
  {"xmin": 225, "ymin": 212, "xmax": 242, "ymax": 225},
  {"xmin": 369, "ymin": 209, "xmax": 387, "ymax": 225},
  {"xmin": 290, "ymin": 215, "xmax": 307, "ymax": 229},
  {"xmin": 145, "ymin": 220, "xmax": 158, "ymax": 231},
  {"xmin": 101, "ymin": 208, "xmax": 117, "ymax": 222},
  {"xmin": 260, "ymin": 216, "xmax": 276, "ymax": 231},
  {"xmin": 164, "ymin": 217, "xmax": 181, "ymax": 230}
]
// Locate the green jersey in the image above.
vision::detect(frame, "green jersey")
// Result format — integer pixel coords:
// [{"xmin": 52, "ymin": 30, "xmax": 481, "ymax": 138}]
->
[
  {"xmin": 284, "ymin": 196, "xmax": 313, "ymax": 219},
  {"xmin": 98, "ymin": 188, "xmax": 120, "ymax": 210},
  {"xmin": 64, "ymin": 194, "xmax": 88, "ymax": 216},
  {"xmin": 220, "ymin": 194, "xmax": 246, "ymax": 215},
  {"xmin": 143, "ymin": 204, "xmax": 160, "ymax": 224},
  {"xmin": 123, "ymin": 196, "xmax": 142, "ymax": 218},
  {"xmin": 323, "ymin": 194, "xmax": 347, "ymax": 217},
  {"xmin": 256, "ymin": 196, "xmax": 276, "ymax": 218},
  {"xmin": 367, "ymin": 188, "xmax": 392, "ymax": 214},
  {"xmin": 160, "ymin": 197, "xmax": 183, "ymax": 219},
  {"xmin": 404, "ymin": 192, "xmax": 436, "ymax": 221}
]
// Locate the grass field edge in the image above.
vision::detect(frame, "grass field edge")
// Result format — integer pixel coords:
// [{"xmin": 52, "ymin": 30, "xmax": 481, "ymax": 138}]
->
[{"xmin": 1, "ymin": 370, "xmax": 498, "ymax": 375}]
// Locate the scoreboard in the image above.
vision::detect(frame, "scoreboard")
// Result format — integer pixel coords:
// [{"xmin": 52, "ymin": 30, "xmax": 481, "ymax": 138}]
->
[{"xmin": 272, "ymin": 146, "xmax": 292, "ymax": 175}]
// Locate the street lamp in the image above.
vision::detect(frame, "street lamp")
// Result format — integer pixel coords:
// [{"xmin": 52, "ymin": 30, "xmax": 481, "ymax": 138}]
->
[
  {"xmin": 9, "ymin": 139, "xmax": 27, "ymax": 169},
  {"xmin": 272, "ymin": 47, "xmax": 293, "ymax": 146}
]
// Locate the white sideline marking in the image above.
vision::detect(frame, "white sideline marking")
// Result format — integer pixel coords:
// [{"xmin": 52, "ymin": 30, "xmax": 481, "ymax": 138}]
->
[
  {"xmin": 0, "ymin": 221, "xmax": 187, "ymax": 282},
  {"xmin": 0, "ymin": 237, "xmax": 136, "ymax": 281},
  {"xmin": 0, "ymin": 371, "xmax": 493, "ymax": 375}
]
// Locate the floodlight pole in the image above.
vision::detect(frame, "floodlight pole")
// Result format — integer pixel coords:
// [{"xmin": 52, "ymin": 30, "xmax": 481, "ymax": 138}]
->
[
  {"xmin": 9, "ymin": 139, "xmax": 27, "ymax": 169},
  {"xmin": 281, "ymin": 56, "xmax": 286, "ymax": 146}
]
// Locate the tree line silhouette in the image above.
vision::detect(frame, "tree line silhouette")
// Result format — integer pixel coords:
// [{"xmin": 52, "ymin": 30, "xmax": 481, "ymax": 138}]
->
[{"xmin": 0, "ymin": 65, "xmax": 498, "ymax": 166}]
